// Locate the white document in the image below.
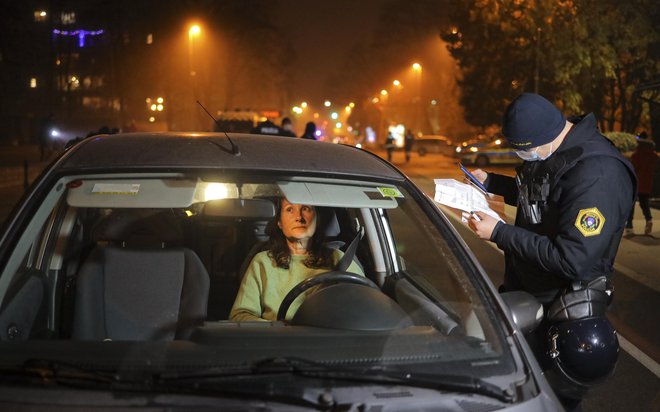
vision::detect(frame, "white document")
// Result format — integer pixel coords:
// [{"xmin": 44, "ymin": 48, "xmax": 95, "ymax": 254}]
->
[{"xmin": 433, "ymin": 179, "xmax": 503, "ymax": 222}]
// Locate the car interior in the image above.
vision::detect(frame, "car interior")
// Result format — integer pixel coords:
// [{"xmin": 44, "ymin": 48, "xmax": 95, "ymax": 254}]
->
[{"xmin": 0, "ymin": 174, "xmax": 504, "ymax": 363}]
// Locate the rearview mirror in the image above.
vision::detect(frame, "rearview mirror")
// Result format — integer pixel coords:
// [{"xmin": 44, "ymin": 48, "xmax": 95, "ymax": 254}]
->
[{"xmin": 203, "ymin": 198, "xmax": 275, "ymax": 219}]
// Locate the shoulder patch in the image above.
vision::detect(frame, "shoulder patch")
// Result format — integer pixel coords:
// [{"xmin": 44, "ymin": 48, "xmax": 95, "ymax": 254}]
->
[{"xmin": 574, "ymin": 207, "xmax": 605, "ymax": 237}]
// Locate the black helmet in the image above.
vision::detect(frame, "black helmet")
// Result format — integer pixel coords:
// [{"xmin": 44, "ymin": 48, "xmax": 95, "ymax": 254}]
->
[{"xmin": 546, "ymin": 317, "xmax": 619, "ymax": 394}]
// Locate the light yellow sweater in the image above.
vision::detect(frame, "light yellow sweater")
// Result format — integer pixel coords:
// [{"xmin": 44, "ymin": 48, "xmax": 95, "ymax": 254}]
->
[{"xmin": 229, "ymin": 249, "xmax": 364, "ymax": 321}]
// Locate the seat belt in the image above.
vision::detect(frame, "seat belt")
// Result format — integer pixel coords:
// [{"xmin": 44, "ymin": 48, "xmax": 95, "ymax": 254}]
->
[{"xmin": 335, "ymin": 227, "xmax": 363, "ymax": 272}]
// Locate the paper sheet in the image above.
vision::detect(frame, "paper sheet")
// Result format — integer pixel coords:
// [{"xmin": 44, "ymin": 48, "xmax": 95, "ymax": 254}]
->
[{"xmin": 433, "ymin": 179, "xmax": 504, "ymax": 222}]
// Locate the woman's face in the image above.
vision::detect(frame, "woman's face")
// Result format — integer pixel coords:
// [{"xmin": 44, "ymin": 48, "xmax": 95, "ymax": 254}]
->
[{"xmin": 278, "ymin": 198, "xmax": 317, "ymax": 242}]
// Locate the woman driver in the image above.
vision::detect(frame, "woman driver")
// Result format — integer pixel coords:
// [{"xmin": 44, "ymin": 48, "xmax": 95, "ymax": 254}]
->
[{"xmin": 229, "ymin": 198, "xmax": 364, "ymax": 321}]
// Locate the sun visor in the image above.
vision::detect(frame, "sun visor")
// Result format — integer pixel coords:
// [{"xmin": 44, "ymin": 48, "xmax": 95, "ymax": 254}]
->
[
  {"xmin": 66, "ymin": 179, "xmax": 197, "ymax": 208},
  {"xmin": 277, "ymin": 181, "xmax": 399, "ymax": 208}
]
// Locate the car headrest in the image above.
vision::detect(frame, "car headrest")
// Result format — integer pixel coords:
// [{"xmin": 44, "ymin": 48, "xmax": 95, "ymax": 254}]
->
[
  {"xmin": 321, "ymin": 208, "xmax": 341, "ymax": 237},
  {"xmin": 92, "ymin": 209, "xmax": 183, "ymax": 246}
]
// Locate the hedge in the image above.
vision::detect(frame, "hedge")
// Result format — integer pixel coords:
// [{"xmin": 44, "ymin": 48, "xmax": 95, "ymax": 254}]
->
[{"xmin": 602, "ymin": 131, "xmax": 638, "ymax": 153}]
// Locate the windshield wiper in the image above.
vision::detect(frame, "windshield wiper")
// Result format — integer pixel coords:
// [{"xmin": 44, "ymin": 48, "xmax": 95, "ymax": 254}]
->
[
  {"xmin": 4, "ymin": 358, "xmax": 513, "ymax": 404},
  {"xmin": 153, "ymin": 356, "xmax": 330, "ymax": 382},
  {"xmin": 340, "ymin": 368, "xmax": 515, "ymax": 403},
  {"xmin": 0, "ymin": 359, "xmax": 121, "ymax": 387},
  {"xmin": 158, "ymin": 357, "xmax": 514, "ymax": 403}
]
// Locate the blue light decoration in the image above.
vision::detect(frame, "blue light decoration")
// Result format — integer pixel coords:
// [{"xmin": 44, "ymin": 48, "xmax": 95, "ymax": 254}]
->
[{"xmin": 53, "ymin": 29, "xmax": 104, "ymax": 47}]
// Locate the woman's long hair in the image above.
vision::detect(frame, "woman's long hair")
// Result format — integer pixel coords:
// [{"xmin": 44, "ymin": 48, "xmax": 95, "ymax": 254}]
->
[{"xmin": 267, "ymin": 199, "xmax": 334, "ymax": 269}]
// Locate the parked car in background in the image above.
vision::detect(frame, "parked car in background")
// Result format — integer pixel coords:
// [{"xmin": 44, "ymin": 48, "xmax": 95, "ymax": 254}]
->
[
  {"xmin": 453, "ymin": 135, "xmax": 491, "ymax": 158},
  {"xmin": 412, "ymin": 135, "xmax": 454, "ymax": 156},
  {"xmin": 0, "ymin": 132, "xmax": 560, "ymax": 410},
  {"xmin": 458, "ymin": 137, "xmax": 522, "ymax": 167}
]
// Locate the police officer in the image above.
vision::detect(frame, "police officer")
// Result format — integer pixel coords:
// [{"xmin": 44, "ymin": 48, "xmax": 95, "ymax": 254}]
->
[
  {"xmin": 250, "ymin": 118, "xmax": 283, "ymax": 136},
  {"xmin": 467, "ymin": 93, "xmax": 636, "ymax": 410},
  {"xmin": 279, "ymin": 117, "xmax": 297, "ymax": 137}
]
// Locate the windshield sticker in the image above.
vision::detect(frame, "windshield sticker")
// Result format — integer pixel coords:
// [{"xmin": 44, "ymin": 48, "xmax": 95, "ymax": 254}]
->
[
  {"xmin": 377, "ymin": 187, "xmax": 403, "ymax": 198},
  {"xmin": 91, "ymin": 183, "xmax": 140, "ymax": 195}
]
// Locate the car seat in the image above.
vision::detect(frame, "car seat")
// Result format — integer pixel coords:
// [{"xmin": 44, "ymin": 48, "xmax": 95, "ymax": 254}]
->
[
  {"xmin": 199, "ymin": 199, "xmax": 277, "ymax": 320},
  {"xmin": 71, "ymin": 209, "xmax": 210, "ymax": 341}
]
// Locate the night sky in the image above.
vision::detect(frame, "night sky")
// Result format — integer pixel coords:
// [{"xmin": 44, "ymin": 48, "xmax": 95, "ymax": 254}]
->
[{"xmin": 274, "ymin": 0, "xmax": 380, "ymax": 103}]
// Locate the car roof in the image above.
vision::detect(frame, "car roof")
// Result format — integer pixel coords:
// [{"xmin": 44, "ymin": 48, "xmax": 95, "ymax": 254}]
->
[{"xmin": 59, "ymin": 132, "xmax": 403, "ymax": 180}]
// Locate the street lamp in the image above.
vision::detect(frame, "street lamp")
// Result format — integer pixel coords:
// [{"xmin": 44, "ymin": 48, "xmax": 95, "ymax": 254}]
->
[
  {"xmin": 188, "ymin": 24, "xmax": 200, "ymax": 77},
  {"xmin": 412, "ymin": 63, "xmax": 423, "ymax": 133},
  {"xmin": 188, "ymin": 24, "xmax": 201, "ymax": 130}
]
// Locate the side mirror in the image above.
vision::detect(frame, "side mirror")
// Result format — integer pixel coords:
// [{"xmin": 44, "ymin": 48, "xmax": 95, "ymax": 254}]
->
[{"xmin": 500, "ymin": 291, "xmax": 544, "ymax": 334}]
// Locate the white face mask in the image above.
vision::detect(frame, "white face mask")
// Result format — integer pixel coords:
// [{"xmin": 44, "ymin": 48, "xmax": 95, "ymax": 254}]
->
[{"xmin": 515, "ymin": 142, "xmax": 553, "ymax": 161}]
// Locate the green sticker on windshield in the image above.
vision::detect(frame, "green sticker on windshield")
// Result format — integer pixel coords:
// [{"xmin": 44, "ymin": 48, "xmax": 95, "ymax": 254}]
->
[{"xmin": 378, "ymin": 187, "xmax": 403, "ymax": 198}]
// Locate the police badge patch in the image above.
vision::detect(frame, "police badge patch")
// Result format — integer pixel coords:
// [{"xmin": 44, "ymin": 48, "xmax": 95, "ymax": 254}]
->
[{"xmin": 575, "ymin": 207, "xmax": 605, "ymax": 237}]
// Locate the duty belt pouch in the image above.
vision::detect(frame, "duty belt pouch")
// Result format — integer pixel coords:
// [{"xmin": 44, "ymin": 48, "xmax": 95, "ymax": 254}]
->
[
  {"xmin": 516, "ymin": 170, "xmax": 549, "ymax": 225},
  {"xmin": 547, "ymin": 276, "xmax": 613, "ymax": 322}
]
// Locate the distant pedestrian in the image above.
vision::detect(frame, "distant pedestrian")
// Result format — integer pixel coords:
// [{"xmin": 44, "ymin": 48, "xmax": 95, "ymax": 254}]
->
[
  {"xmin": 300, "ymin": 122, "xmax": 317, "ymax": 140},
  {"xmin": 385, "ymin": 131, "xmax": 396, "ymax": 162},
  {"xmin": 280, "ymin": 117, "xmax": 296, "ymax": 137},
  {"xmin": 626, "ymin": 131, "xmax": 659, "ymax": 236},
  {"xmin": 404, "ymin": 129, "xmax": 415, "ymax": 162}
]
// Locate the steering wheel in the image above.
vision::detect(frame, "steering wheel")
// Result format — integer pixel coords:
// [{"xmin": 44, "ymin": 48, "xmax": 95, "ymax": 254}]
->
[{"xmin": 277, "ymin": 272, "xmax": 379, "ymax": 321}]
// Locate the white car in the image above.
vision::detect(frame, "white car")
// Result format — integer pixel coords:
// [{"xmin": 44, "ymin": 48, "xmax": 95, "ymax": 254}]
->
[
  {"xmin": 413, "ymin": 135, "xmax": 454, "ymax": 156},
  {"xmin": 459, "ymin": 138, "xmax": 522, "ymax": 167},
  {"xmin": 0, "ymin": 132, "xmax": 560, "ymax": 410}
]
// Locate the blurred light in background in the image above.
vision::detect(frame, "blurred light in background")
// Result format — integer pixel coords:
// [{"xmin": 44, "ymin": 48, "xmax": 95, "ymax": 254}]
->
[
  {"xmin": 366, "ymin": 127, "xmax": 376, "ymax": 143},
  {"xmin": 389, "ymin": 124, "xmax": 405, "ymax": 147},
  {"xmin": 188, "ymin": 24, "xmax": 201, "ymax": 37}
]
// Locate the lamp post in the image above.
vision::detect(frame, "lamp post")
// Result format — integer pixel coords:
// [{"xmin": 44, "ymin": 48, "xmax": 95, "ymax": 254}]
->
[
  {"xmin": 412, "ymin": 63, "xmax": 422, "ymax": 134},
  {"xmin": 188, "ymin": 24, "xmax": 201, "ymax": 130}
]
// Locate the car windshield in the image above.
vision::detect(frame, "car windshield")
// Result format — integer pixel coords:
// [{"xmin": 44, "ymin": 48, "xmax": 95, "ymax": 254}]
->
[{"xmin": 0, "ymin": 172, "xmax": 515, "ymax": 384}]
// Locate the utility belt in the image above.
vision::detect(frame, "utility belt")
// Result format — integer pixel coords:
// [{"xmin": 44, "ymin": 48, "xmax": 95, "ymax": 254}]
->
[{"xmin": 546, "ymin": 276, "xmax": 613, "ymax": 323}]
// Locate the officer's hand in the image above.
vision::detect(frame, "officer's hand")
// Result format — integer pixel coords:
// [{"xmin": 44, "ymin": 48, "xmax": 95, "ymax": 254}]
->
[
  {"xmin": 467, "ymin": 211, "xmax": 498, "ymax": 240},
  {"xmin": 470, "ymin": 169, "xmax": 488, "ymax": 184}
]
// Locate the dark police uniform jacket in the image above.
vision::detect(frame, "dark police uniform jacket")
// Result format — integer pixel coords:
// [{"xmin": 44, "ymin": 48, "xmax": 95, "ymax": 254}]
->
[{"xmin": 485, "ymin": 114, "xmax": 636, "ymax": 304}]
